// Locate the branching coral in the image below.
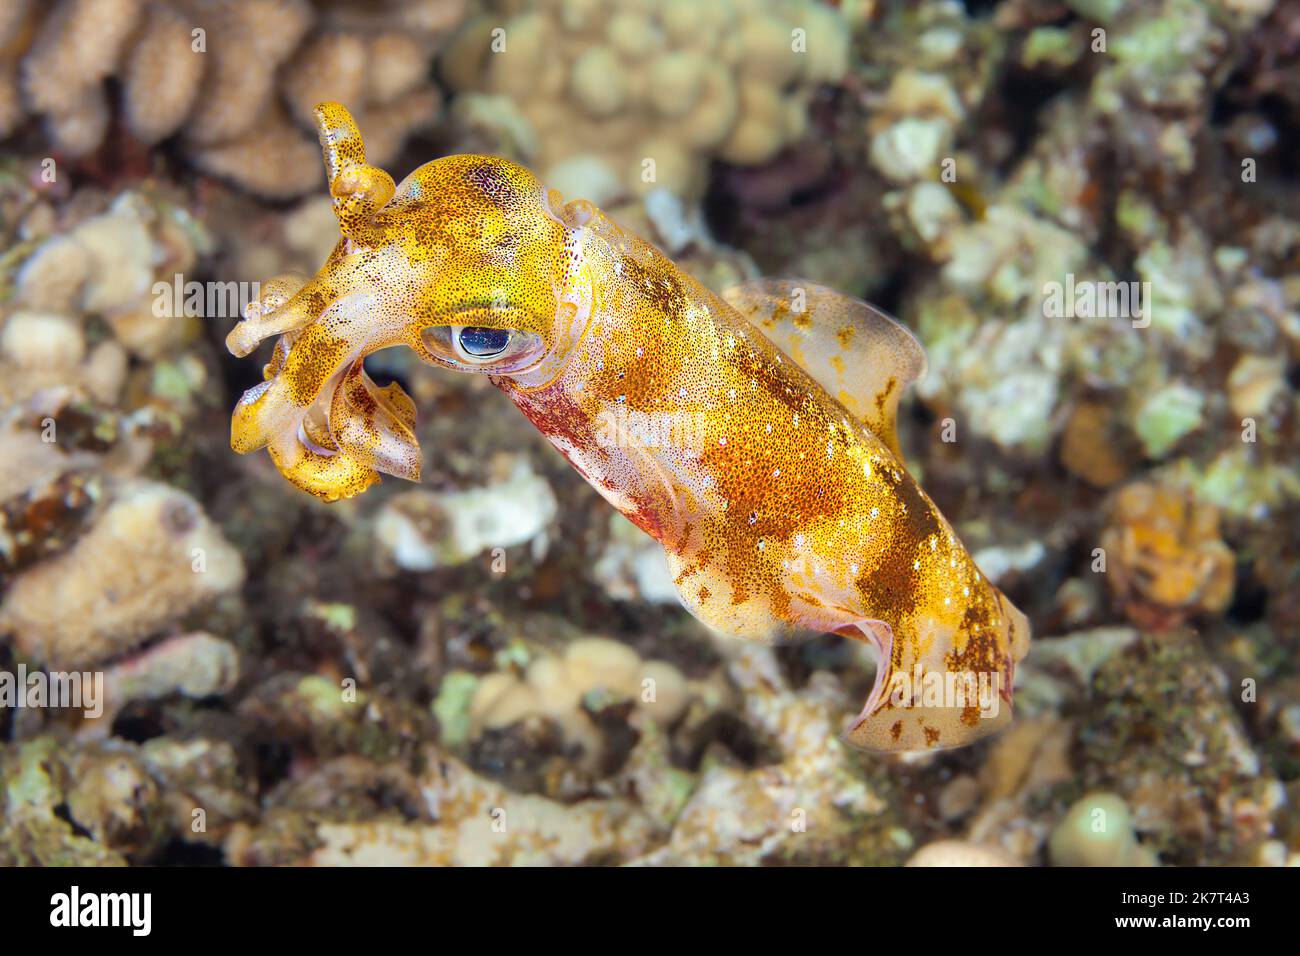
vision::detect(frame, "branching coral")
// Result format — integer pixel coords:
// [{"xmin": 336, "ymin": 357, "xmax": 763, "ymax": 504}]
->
[{"xmin": 1, "ymin": 0, "xmax": 466, "ymax": 197}]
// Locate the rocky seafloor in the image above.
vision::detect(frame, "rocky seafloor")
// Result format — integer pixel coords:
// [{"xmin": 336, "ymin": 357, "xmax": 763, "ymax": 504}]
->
[{"xmin": 0, "ymin": 0, "xmax": 1298, "ymax": 867}]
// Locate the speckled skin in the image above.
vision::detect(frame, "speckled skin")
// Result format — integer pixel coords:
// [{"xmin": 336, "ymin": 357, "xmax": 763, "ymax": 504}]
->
[{"xmin": 228, "ymin": 103, "xmax": 1030, "ymax": 752}]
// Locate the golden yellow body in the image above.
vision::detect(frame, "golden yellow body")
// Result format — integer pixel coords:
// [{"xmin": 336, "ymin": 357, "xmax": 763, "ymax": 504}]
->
[{"xmin": 228, "ymin": 103, "xmax": 1031, "ymax": 751}]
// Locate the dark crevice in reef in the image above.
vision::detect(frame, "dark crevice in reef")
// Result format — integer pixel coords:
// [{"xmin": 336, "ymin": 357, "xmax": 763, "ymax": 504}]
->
[
  {"xmin": 52, "ymin": 803, "xmax": 95, "ymax": 840},
  {"xmin": 1087, "ymin": 139, "xmax": 1143, "ymax": 289},
  {"xmin": 987, "ymin": 65, "xmax": 1074, "ymax": 173},
  {"xmin": 153, "ymin": 839, "xmax": 227, "ymax": 866},
  {"xmin": 111, "ymin": 706, "xmax": 167, "ymax": 745},
  {"xmin": 0, "ymin": 643, "xmax": 13, "ymax": 741},
  {"xmin": 701, "ymin": 159, "xmax": 745, "ymax": 247},
  {"xmin": 251, "ymin": 739, "xmax": 294, "ymax": 793},
  {"xmin": 1253, "ymin": 94, "xmax": 1300, "ymax": 185},
  {"xmin": 1225, "ymin": 565, "xmax": 1269, "ymax": 627},
  {"xmin": 869, "ymin": 267, "xmax": 908, "ymax": 320}
]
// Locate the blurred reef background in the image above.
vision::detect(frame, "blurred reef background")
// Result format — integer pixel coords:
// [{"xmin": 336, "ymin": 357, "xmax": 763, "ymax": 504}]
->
[{"xmin": 0, "ymin": 0, "xmax": 1299, "ymax": 866}]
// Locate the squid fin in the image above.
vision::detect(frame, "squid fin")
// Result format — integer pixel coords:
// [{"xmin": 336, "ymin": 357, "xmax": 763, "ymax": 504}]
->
[{"xmin": 722, "ymin": 279, "xmax": 927, "ymax": 463}]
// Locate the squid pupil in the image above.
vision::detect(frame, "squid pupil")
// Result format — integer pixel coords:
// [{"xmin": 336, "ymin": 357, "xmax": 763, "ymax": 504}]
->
[{"xmin": 459, "ymin": 327, "xmax": 511, "ymax": 356}]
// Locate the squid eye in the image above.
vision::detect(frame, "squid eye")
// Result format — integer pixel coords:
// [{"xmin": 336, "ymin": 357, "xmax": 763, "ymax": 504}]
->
[
  {"xmin": 418, "ymin": 323, "xmax": 542, "ymax": 373},
  {"xmin": 456, "ymin": 326, "xmax": 512, "ymax": 358}
]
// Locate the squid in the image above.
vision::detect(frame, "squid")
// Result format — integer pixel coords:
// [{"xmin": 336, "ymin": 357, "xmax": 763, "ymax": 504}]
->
[{"xmin": 227, "ymin": 102, "xmax": 1031, "ymax": 751}]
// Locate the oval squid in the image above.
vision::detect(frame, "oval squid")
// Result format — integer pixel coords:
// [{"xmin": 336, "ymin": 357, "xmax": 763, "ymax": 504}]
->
[{"xmin": 227, "ymin": 102, "xmax": 1031, "ymax": 752}]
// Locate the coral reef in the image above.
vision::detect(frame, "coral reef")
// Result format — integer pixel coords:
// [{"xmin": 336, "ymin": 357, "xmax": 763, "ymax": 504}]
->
[
  {"xmin": 1, "ymin": 479, "xmax": 244, "ymax": 668},
  {"xmin": 225, "ymin": 750, "xmax": 659, "ymax": 866},
  {"xmin": 1048, "ymin": 792, "xmax": 1155, "ymax": 866},
  {"xmin": 373, "ymin": 454, "xmax": 557, "ymax": 573},
  {"xmin": 445, "ymin": 0, "xmax": 849, "ymax": 203},
  {"xmin": 467, "ymin": 637, "xmax": 690, "ymax": 772},
  {"xmin": 630, "ymin": 644, "xmax": 907, "ymax": 866},
  {"xmin": 1099, "ymin": 479, "xmax": 1235, "ymax": 630},
  {"xmin": 90, "ymin": 631, "xmax": 240, "ymax": 731},
  {"xmin": 1, "ymin": 0, "xmax": 466, "ymax": 197},
  {"xmin": 0, "ymin": 0, "xmax": 1298, "ymax": 870},
  {"xmin": 907, "ymin": 839, "xmax": 1021, "ymax": 866}
]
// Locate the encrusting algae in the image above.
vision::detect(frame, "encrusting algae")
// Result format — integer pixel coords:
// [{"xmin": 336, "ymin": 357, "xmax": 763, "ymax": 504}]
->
[{"xmin": 224, "ymin": 102, "xmax": 1031, "ymax": 753}]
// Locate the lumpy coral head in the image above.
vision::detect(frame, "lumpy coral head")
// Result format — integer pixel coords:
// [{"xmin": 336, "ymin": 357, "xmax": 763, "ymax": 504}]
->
[{"xmin": 226, "ymin": 101, "xmax": 572, "ymax": 501}]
